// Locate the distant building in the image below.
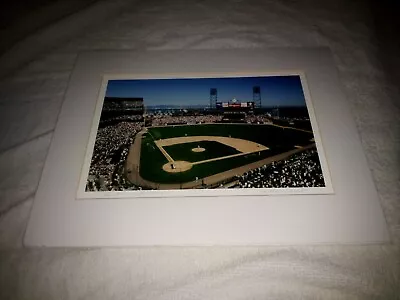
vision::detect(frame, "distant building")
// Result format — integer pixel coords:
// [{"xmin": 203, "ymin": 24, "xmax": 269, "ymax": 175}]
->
[
  {"xmin": 99, "ymin": 97, "xmax": 145, "ymax": 127},
  {"xmin": 102, "ymin": 97, "xmax": 144, "ymax": 114}
]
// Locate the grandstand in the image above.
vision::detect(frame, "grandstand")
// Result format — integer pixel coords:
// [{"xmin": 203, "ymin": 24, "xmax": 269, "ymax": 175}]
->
[
  {"xmin": 102, "ymin": 97, "xmax": 144, "ymax": 112},
  {"xmin": 100, "ymin": 97, "xmax": 144, "ymax": 127}
]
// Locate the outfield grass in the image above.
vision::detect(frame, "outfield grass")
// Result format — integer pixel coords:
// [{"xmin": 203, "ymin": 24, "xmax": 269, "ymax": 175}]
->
[
  {"xmin": 139, "ymin": 134, "xmax": 170, "ymax": 181},
  {"xmin": 148, "ymin": 123, "xmax": 313, "ymax": 147},
  {"xmin": 140, "ymin": 133, "xmax": 192, "ymax": 183},
  {"xmin": 189, "ymin": 147, "xmax": 283, "ymax": 180},
  {"xmin": 163, "ymin": 141, "xmax": 240, "ymax": 163},
  {"xmin": 139, "ymin": 144, "xmax": 288, "ymax": 184}
]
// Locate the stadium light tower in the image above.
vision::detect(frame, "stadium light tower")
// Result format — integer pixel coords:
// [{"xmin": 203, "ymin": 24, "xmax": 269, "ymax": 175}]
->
[
  {"xmin": 253, "ymin": 86, "xmax": 261, "ymax": 108},
  {"xmin": 210, "ymin": 88, "xmax": 218, "ymax": 109}
]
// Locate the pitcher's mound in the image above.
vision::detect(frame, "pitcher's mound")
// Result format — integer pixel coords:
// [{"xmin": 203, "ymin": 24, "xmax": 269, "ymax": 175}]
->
[
  {"xmin": 162, "ymin": 161, "xmax": 192, "ymax": 173},
  {"xmin": 192, "ymin": 147, "xmax": 205, "ymax": 153}
]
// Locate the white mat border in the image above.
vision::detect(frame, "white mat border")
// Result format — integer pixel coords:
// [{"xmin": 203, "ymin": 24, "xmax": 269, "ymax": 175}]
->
[{"xmin": 24, "ymin": 48, "xmax": 390, "ymax": 246}]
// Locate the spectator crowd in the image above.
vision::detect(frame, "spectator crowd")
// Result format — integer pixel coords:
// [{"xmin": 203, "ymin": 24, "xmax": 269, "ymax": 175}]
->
[
  {"xmin": 148, "ymin": 113, "xmax": 284, "ymax": 126},
  {"xmin": 86, "ymin": 121, "xmax": 143, "ymax": 192},
  {"xmin": 234, "ymin": 148, "xmax": 325, "ymax": 189},
  {"xmin": 150, "ymin": 114, "xmax": 223, "ymax": 126},
  {"xmin": 111, "ymin": 114, "xmax": 143, "ymax": 122},
  {"xmin": 148, "ymin": 113, "xmax": 281, "ymax": 126},
  {"xmin": 245, "ymin": 114, "xmax": 273, "ymax": 124}
]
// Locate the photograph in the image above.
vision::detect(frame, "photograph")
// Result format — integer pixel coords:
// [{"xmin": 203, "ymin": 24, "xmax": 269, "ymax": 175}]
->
[{"xmin": 84, "ymin": 75, "xmax": 327, "ymax": 192}]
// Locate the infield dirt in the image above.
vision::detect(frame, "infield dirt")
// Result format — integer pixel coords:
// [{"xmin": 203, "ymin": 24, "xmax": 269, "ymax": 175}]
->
[{"xmin": 155, "ymin": 136, "xmax": 268, "ymax": 153}]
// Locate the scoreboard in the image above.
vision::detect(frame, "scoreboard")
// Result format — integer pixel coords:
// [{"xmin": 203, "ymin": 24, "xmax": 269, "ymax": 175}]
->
[{"xmin": 216, "ymin": 101, "xmax": 255, "ymax": 109}]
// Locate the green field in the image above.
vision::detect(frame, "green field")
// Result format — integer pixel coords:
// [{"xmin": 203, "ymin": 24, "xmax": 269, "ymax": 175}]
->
[
  {"xmin": 163, "ymin": 141, "xmax": 240, "ymax": 163},
  {"xmin": 140, "ymin": 134, "xmax": 170, "ymax": 181},
  {"xmin": 139, "ymin": 124, "xmax": 314, "ymax": 184},
  {"xmin": 148, "ymin": 123, "xmax": 312, "ymax": 147}
]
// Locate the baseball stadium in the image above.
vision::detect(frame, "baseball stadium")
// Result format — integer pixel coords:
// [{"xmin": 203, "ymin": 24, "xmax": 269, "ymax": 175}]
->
[{"xmin": 85, "ymin": 76, "xmax": 326, "ymax": 192}]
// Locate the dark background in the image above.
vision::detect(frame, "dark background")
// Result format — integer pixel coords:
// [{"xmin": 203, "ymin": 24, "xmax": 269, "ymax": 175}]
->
[{"xmin": 0, "ymin": 0, "xmax": 97, "ymax": 55}]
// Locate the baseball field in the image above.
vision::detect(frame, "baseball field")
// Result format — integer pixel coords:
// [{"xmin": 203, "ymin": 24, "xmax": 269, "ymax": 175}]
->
[{"xmin": 125, "ymin": 123, "xmax": 315, "ymax": 188}]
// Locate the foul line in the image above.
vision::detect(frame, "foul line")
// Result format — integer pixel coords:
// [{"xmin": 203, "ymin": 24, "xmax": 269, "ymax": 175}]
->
[
  {"xmin": 156, "ymin": 144, "xmax": 174, "ymax": 163},
  {"xmin": 146, "ymin": 129, "xmax": 175, "ymax": 163},
  {"xmin": 270, "ymin": 123, "xmax": 313, "ymax": 134},
  {"xmin": 191, "ymin": 150, "xmax": 266, "ymax": 166}
]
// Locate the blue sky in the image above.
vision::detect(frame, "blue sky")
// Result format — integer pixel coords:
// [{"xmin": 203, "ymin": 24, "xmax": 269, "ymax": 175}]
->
[{"xmin": 105, "ymin": 75, "xmax": 306, "ymax": 107}]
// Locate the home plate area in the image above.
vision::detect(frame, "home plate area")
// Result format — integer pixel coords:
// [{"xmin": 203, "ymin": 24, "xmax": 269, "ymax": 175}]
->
[{"xmin": 162, "ymin": 161, "xmax": 192, "ymax": 173}]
